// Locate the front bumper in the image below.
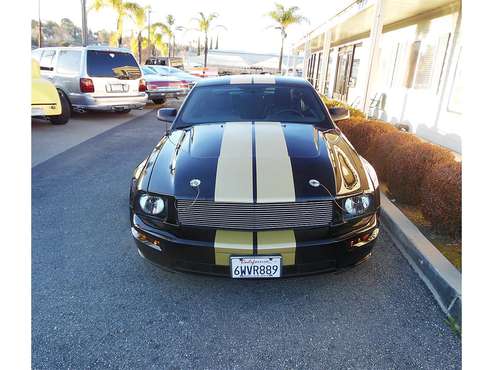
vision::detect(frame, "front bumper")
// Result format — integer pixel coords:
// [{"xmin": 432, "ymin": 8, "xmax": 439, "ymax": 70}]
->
[
  {"xmin": 68, "ymin": 92, "xmax": 148, "ymax": 111},
  {"xmin": 130, "ymin": 213, "xmax": 380, "ymax": 277},
  {"xmin": 31, "ymin": 103, "xmax": 61, "ymax": 117}
]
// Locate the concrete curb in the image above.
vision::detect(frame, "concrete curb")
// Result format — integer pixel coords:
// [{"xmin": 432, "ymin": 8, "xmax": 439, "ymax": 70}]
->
[{"xmin": 380, "ymin": 192, "xmax": 462, "ymax": 328}]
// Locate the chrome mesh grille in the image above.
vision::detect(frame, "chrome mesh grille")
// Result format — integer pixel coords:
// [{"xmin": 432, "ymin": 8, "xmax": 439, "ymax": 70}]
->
[{"xmin": 176, "ymin": 200, "xmax": 333, "ymax": 230}]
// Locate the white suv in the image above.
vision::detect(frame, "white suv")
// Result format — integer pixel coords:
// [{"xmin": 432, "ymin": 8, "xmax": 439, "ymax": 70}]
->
[{"xmin": 32, "ymin": 46, "xmax": 148, "ymax": 113}]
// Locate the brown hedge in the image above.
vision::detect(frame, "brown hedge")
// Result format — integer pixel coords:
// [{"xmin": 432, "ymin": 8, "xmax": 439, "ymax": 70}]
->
[
  {"xmin": 323, "ymin": 99, "xmax": 461, "ymax": 236},
  {"xmin": 366, "ymin": 130, "xmax": 421, "ymax": 182},
  {"xmin": 386, "ymin": 142, "xmax": 455, "ymax": 205},
  {"xmin": 421, "ymin": 161, "xmax": 462, "ymax": 237}
]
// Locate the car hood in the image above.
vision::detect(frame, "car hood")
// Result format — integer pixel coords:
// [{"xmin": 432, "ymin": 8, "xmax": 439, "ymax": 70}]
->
[{"xmin": 145, "ymin": 122, "xmax": 370, "ymax": 202}]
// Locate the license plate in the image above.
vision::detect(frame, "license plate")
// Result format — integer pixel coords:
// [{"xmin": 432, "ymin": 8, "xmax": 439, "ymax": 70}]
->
[
  {"xmin": 230, "ymin": 256, "xmax": 282, "ymax": 278},
  {"xmin": 109, "ymin": 84, "xmax": 127, "ymax": 92},
  {"xmin": 31, "ymin": 107, "xmax": 44, "ymax": 116}
]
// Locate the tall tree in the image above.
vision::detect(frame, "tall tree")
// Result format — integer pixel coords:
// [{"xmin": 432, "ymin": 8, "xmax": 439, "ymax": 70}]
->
[
  {"xmin": 164, "ymin": 15, "xmax": 184, "ymax": 57},
  {"xmin": 266, "ymin": 4, "xmax": 307, "ymax": 73},
  {"xmin": 215, "ymin": 34, "xmax": 218, "ymax": 49},
  {"xmin": 191, "ymin": 12, "xmax": 225, "ymax": 67},
  {"xmin": 31, "ymin": 20, "xmax": 40, "ymax": 47},
  {"xmin": 91, "ymin": 0, "xmax": 145, "ymax": 47},
  {"xmin": 131, "ymin": 22, "xmax": 170, "ymax": 62}
]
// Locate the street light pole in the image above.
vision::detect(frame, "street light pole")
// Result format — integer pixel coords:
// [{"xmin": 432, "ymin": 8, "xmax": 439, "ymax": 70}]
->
[
  {"xmin": 38, "ymin": 0, "xmax": 42, "ymax": 48},
  {"xmin": 81, "ymin": 0, "xmax": 88, "ymax": 46}
]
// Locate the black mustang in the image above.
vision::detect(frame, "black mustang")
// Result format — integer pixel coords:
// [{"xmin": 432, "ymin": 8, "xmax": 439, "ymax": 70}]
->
[{"xmin": 129, "ymin": 75, "xmax": 380, "ymax": 278}]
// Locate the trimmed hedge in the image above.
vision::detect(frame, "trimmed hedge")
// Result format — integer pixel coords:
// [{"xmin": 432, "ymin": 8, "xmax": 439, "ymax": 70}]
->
[
  {"xmin": 323, "ymin": 99, "xmax": 462, "ymax": 237},
  {"xmin": 387, "ymin": 142, "xmax": 455, "ymax": 205},
  {"xmin": 421, "ymin": 161, "xmax": 462, "ymax": 238}
]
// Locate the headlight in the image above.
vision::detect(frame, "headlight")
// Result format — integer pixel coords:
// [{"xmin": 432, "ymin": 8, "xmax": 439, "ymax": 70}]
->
[
  {"xmin": 139, "ymin": 194, "xmax": 166, "ymax": 215},
  {"xmin": 343, "ymin": 194, "xmax": 371, "ymax": 218}
]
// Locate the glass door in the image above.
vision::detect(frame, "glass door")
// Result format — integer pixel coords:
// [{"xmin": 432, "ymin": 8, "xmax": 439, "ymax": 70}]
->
[{"xmin": 333, "ymin": 45, "xmax": 354, "ymax": 102}]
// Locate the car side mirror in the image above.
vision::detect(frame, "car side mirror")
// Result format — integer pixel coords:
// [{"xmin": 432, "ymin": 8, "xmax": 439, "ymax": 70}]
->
[
  {"xmin": 328, "ymin": 107, "xmax": 350, "ymax": 122},
  {"xmin": 157, "ymin": 108, "xmax": 177, "ymax": 135}
]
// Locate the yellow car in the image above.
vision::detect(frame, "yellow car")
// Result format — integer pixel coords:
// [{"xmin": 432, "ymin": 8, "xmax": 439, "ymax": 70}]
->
[{"xmin": 31, "ymin": 59, "xmax": 70, "ymax": 125}]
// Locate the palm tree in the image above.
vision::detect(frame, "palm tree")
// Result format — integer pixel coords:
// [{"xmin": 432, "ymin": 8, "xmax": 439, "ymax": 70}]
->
[
  {"xmin": 131, "ymin": 22, "xmax": 170, "ymax": 62},
  {"xmin": 266, "ymin": 4, "xmax": 307, "ymax": 74},
  {"xmin": 91, "ymin": 0, "xmax": 145, "ymax": 47},
  {"xmin": 163, "ymin": 15, "xmax": 184, "ymax": 57},
  {"xmin": 191, "ymin": 12, "xmax": 226, "ymax": 67}
]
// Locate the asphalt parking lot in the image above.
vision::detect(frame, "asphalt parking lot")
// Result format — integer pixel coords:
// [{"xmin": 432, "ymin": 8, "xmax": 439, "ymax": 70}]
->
[{"xmin": 32, "ymin": 107, "xmax": 461, "ymax": 369}]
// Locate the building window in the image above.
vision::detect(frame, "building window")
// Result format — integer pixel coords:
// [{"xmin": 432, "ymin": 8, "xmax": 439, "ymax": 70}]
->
[
  {"xmin": 413, "ymin": 43, "xmax": 434, "ymax": 89},
  {"xmin": 404, "ymin": 40, "xmax": 421, "ymax": 88},
  {"xmin": 324, "ymin": 50, "xmax": 333, "ymax": 96},
  {"xmin": 57, "ymin": 50, "xmax": 81, "ymax": 74},
  {"xmin": 447, "ymin": 48, "xmax": 463, "ymax": 114},
  {"xmin": 40, "ymin": 50, "xmax": 56, "ymax": 71},
  {"xmin": 314, "ymin": 52, "xmax": 322, "ymax": 90},
  {"xmin": 413, "ymin": 33, "xmax": 451, "ymax": 91},
  {"xmin": 348, "ymin": 44, "xmax": 362, "ymax": 88}
]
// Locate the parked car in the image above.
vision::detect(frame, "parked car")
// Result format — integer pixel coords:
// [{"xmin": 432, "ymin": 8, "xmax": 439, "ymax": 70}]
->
[
  {"xmin": 145, "ymin": 65, "xmax": 200, "ymax": 88},
  {"xmin": 129, "ymin": 75, "xmax": 380, "ymax": 278},
  {"xmin": 145, "ymin": 56, "xmax": 184, "ymax": 69},
  {"xmin": 31, "ymin": 59, "xmax": 70, "ymax": 124},
  {"xmin": 32, "ymin": 46, "xmax": 147, "ymax": 114},
  {"xmin": 141, "ymin": 66, "xmax": 189, "ymax": 105}
]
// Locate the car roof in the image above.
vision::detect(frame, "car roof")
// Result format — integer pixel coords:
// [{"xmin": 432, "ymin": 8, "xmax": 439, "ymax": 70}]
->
[
  {"xmin": 32, "ymin": 45, "xmax": 133, "ymax": 53},
  {"xmin": 194, "ymin": 75, "xmax": 310, "ymax": 87}
]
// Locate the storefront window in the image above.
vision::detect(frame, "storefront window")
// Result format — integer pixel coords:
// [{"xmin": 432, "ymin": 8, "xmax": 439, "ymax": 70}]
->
[{"xmin": 447, "ymin": 49, "xmax": 463, "ymax": 114}]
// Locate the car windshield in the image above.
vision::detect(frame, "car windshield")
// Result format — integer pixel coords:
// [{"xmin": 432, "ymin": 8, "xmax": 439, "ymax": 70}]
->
[
  {"xmin": 167, "ymin": 67, "xmax": 183, "ymax": 74},
  {"xmin": 177, "ymin": 84, "xmax": 330, "ymax": 126},
  {"xmin": 86, "ymin": 50, "xmax": 141, "ymax": 79},
  {"xmin": 142, "ymin": 66, "xmax": 156, "ymax": 75}
]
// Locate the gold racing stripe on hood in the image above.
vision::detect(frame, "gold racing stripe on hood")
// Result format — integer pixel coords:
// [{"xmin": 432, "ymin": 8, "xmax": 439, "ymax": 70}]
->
[
  {"xmin": 214, "ymin": 122, "xmax": 253, "ymax": 203},
  {"xmin": 214, "ymin": 230, "xmax": 253, "ymax": 266},
  {"xmin": 257, "ymin": 230, "xmax": 296, "ymax": 266},
  {"xmin": 255, "ymin": 122, "xmax": 296, "ymax": 203}
]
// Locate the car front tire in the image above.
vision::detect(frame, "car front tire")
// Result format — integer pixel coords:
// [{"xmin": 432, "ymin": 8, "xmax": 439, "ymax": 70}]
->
[{"xmin": 49, "ymin": 91, "xmax": 71, "ymax": 125}]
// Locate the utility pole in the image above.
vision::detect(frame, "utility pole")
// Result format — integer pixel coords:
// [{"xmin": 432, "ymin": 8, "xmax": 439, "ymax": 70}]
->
[
  {"xmin": 81, "ymin": 0, "xmax": 88, "ymax": 46},
  {"xmin": 38, "ymin": 0, "xmax": 42, "ymax": 48},
  {"xmin": 138, "ymin": 31, "xmax": 142, "ymax": 63}
]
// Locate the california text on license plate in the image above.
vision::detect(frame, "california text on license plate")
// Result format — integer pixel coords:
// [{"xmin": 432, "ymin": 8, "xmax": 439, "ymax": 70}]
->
[{"xmin": 230, "ymin": 256, "xmax": 282, "ymax": 278}]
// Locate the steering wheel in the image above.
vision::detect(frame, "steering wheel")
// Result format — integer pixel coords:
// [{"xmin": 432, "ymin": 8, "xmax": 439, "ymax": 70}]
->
[{"xmin": 272, "ymin": 109, "xmax": 304, "ymax": 118}]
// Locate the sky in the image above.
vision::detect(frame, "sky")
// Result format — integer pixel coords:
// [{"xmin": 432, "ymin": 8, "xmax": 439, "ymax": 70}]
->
[{"xmin": 33, "ymin": 0, "xmax": 348, "ymax": 54}]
